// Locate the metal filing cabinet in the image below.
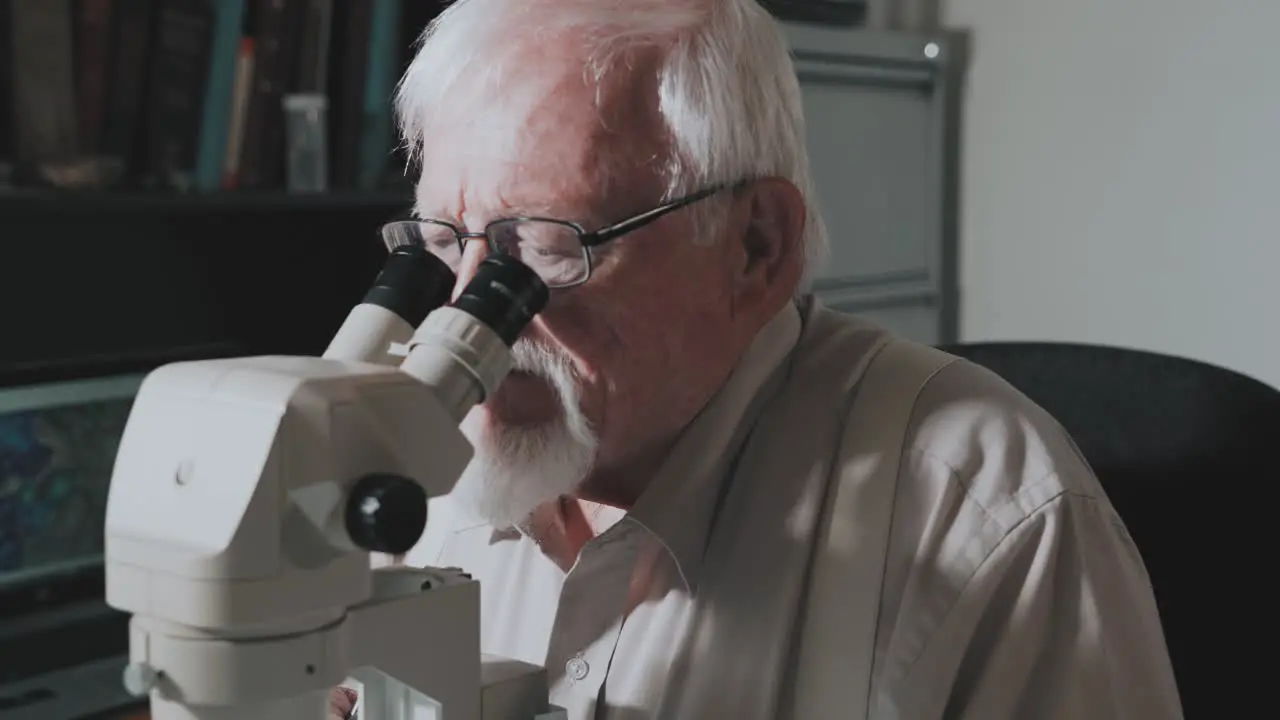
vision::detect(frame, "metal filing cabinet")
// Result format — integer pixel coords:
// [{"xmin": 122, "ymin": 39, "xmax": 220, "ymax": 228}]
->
[{"xmin": 784, "ymin": 25, "xmax": 965, "ymax": 344}]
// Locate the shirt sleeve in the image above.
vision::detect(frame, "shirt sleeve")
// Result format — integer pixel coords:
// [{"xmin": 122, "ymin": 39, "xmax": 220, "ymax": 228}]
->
[{"xmin": 895, "ymin": 487, "xmax": 1185, "ymax": 719}]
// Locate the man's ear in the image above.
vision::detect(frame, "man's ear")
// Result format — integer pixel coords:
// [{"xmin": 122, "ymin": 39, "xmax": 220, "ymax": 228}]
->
[{"xmin": 732, "ymin": 177, "xmax": 806, "ymax": 311}]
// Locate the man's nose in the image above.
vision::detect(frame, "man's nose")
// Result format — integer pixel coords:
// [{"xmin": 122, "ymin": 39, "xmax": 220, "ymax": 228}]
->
[{"xmin": 451, "ymin": 237, "xmax": 491, "ymax": 301}]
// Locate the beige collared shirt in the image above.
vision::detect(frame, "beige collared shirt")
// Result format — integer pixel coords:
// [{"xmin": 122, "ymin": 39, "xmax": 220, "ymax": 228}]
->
[{"xmin": 406, "ymin": 301, "xmax": 1183, "ymax": 719}]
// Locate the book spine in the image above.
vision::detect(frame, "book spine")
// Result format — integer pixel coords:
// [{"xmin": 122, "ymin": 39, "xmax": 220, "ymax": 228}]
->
[
  {"xmin": 139, "ymin": 0, "xmax": 216, "ymax": 190},
  {"xmin": 356, "ymin": 0, "xmax": 401, "ymax": 191},
  {"xmin": 193, "ymin": 0, "xmax": 246, "ymax": 191},
  {"xmin": 236, "ymin": 0, "xmax": 305, "ymax": 189},
  {"xmin": 221, "ymin": 36, "xmax": 255, "ymax": 190},
  {"xmin": 10, "ymin": 0, "xmax": 79, "ymax": 170},
  {"xmin": 100, "ymin": 0, "xmax": 155, "ymax": 184},
  {"xmin": 294, "ymin": 0, "xmax": 332, "ymax": 93},
  {"xmin": 328, "ymin": 0, "xmax": 373, "ymax": 190},
  {"xmin": 74, "ymin": 0, "xmax": 114, "ymax": 157},
  {"xmin": 0, "ymin": 0, "xmax": 14, "ymax": 181}
]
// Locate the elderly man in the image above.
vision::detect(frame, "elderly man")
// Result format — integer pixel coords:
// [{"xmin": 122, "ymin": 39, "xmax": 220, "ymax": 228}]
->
[{"xmin": 337, "ymin": 0, "xmax": 1183, "ymax": 718}]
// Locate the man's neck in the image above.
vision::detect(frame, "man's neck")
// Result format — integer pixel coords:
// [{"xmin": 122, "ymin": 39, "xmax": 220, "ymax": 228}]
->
[
  {"xmin": 523, "ymin": 497, "xmax": 594, "ymax": 572},
  {"xmin": 522, "ymin": 438, "xmax": 671, "ymax": 570},
  {"xmin": 577, "ymin": 429, "xmax": 680, "ymax": 507}
]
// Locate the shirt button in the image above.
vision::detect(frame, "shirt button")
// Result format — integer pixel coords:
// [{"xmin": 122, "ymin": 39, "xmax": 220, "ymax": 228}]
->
[{"xmin": 566, "ymin": 655, "xmax": 590, "ymax": 682}]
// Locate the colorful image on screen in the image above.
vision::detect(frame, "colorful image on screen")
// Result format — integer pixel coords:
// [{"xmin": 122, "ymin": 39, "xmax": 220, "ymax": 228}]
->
[{"xmin": 0, "ymin": 376, "xmax": 142, "ymax": 585}]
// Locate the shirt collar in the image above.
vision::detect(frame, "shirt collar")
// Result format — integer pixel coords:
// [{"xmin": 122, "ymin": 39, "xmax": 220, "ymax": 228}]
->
[
  {"xmin": 624, "ymin": 302, "xmax": 801, "ymax": 592},
  {"xmin": 477, "ymin": 303, "xmax": 802, "ymax": 590}
]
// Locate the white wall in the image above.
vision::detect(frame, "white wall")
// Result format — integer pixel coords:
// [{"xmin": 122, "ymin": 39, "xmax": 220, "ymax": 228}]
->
[{"xmin": 941, "ymin": 0, "xmax": 1280, "ymax": 387}]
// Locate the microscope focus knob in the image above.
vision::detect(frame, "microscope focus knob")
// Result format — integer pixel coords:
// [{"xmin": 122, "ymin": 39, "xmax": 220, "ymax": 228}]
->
[{"xmin": 345, "ymin": 473, "xmax": 429, "ymax": 555}]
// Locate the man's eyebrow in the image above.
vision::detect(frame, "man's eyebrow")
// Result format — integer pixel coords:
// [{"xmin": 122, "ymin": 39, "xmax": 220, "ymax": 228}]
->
[
  {"xmin": 412, "ymin": 202, "xmax": 583, "ymax": 224},
  {"xmin": 503, "ymin": 202, "xmax": 565, "ymax": 219},
  {"xmin": 408, "ymin": 205, "xmax": 459, "ymax": 223}
]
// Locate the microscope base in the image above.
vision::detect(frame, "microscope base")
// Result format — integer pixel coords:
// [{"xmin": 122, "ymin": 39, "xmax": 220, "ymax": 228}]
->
[
  {"xmin": 147, "ymin": 689, "xmax": 329, "ymax": 720},
  {"xmin": 352, "ymin": 655, "xmax": 565, "ymax": 720},
  {"xmin": 122, "ymin": 566, "xmax": 559, "ymax": 720}
]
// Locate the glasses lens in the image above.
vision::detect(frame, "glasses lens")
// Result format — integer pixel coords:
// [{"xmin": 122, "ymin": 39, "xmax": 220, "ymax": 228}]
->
[
  {"xmin": 381, "ymin": 221, "xmax": 462, "ymax": 267},
  {"xmin": 487, "ymin": 219, "xmax": 588, "ymax": 287}
]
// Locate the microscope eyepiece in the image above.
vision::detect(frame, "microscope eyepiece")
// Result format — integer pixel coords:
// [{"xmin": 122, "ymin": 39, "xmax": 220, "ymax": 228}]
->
[
  {"xmin": 323, "ymin": 245, "xmax": 457, "ymax": 364},
  {"xmin": 450, "ymin": 255, "xmax": 550, "ymax": 346},
  {"xmin": 398, "ymin": 254, "xmax": 548, "ymax": 422},
  {"xmin": 363, "ymin": 244, "xmax": 456, "ymax": 327}
]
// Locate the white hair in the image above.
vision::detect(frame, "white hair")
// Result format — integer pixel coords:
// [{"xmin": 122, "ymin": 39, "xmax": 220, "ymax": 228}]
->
[{"xmin": 395, "ymin": 0, "xmax": 829, "ymax": 288}]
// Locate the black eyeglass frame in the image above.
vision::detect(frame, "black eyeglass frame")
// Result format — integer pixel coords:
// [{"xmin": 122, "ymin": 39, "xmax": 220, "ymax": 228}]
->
[{"xmin": 384, "ymin": 182, "xmax": 739, "ymax": 289}]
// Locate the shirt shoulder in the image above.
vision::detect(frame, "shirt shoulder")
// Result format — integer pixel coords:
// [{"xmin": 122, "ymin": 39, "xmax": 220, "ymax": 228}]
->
[
  {"xmin": 798, "ymin": 303, "xmax": 1107, "ymax": 525},
  {"xmin": 797, "ymin": 304, "xmax": 1109, "ymax": 545},
  {"xmin": 874, "ymin": 351, "xmax": 1122, "ymax": 638},
  {"xmin": 868, "ymin": 347, "xmax": 1178, "ymax": 715},
  {"xmin": 903, "ymin": 353, "xmax": 1105, "ymax": 515}
]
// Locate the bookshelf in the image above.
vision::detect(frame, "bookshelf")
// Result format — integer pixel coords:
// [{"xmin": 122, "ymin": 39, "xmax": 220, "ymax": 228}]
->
[
  {"xmin": 0, "ymin": 0, "xmax": 431, "ymax": 389},
  {"xmin": 0, "ymin": 0, "xmax": 436, "ymax": 390},
  {"xmin": 0, "ymin": 0, "xmax": 441, "ymax": 195}
]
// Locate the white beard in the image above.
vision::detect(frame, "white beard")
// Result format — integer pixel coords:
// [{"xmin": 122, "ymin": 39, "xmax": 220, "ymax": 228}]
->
[{"xmin": 447, "ymin": 338, "xmax": 597, "ymax": 529}]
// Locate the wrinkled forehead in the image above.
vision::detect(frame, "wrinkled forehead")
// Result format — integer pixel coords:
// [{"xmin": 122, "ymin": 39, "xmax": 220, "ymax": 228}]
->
[{"xmin": 411, "ymin": 47, "xmax": 669, "ymax": 224}]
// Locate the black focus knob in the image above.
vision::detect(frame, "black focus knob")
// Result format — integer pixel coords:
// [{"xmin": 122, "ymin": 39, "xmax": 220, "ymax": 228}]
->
[{"xmin": 344, "ymin": 473, "xmax": 428, "ymax": 555}]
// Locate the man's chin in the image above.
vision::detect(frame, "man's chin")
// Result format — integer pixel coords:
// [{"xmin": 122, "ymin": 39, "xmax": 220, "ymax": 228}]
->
[{"xmin": 453, "ymin": 409, "xmax": 597, "ymax": 530}]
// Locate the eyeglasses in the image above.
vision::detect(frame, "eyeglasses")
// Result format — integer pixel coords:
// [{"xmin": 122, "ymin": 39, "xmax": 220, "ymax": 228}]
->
[{"xmin": 380, "ymin": 183, "xmax": 734, "ymax": 289}]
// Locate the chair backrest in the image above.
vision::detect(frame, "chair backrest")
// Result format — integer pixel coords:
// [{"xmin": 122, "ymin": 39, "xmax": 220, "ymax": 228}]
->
[{"xmin": 938, "ymin": 341, "xmax": 1280, "ymax": 719}]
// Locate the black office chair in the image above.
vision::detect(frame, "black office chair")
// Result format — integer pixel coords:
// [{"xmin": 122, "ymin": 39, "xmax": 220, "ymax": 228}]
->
[{"xmin": 938, "ymin": 341, "xmax": 1279, "ymax": 718}]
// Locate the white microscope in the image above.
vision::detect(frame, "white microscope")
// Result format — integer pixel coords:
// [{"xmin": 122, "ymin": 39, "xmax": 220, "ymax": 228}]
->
[{"xmin": 102, "ymin": 243, "xmax": 564, "ymax": 720}]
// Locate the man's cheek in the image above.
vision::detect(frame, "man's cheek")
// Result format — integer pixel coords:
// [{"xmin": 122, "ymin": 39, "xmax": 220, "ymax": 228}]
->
[{"xmin": 537, "ymin": 317, "xmax": 610, "ymax": 383}]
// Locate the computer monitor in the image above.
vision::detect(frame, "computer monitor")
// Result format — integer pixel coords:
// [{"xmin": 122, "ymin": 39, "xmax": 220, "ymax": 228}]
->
[
  {"xmin": 0, "ymin": 373, "xmax": 142, "ymax": 702},
  {"xmin": 0, "ymin": 374, "xmax": 140, "ymax": 592}
]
